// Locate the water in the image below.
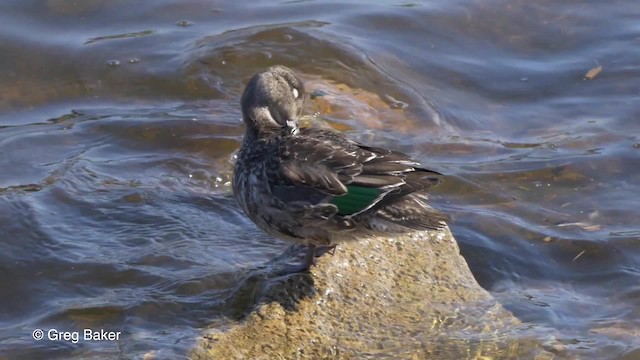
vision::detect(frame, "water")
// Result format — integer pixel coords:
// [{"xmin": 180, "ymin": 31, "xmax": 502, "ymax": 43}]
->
[{"xmin": 1, "ymin": 0, "xmax": 639, "ymax": 358}]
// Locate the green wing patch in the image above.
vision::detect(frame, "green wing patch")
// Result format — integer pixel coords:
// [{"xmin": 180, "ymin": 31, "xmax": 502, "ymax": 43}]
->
[{"xmin": 331, "ymin": 185, "xmax": 382, "ymax": 216}]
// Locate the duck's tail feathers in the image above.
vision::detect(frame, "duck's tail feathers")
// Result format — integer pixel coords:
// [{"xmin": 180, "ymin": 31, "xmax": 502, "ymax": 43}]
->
[{"xmin": 375, "ymin": 194, "xmax": 450, "ymax": 231}]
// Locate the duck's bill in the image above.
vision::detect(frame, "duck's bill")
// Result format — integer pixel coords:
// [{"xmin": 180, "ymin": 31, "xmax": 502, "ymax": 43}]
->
[{"xmin": 286, "ymin": 120, "xmax": 297, "ymax": 128}]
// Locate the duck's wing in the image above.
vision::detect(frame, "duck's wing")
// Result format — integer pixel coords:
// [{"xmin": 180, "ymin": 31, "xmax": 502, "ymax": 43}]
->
[
  {"xmin": 276, "ymin": 134, "xmax": 362, "ymax": 196},
  {"xmin": 275, "ymin": 128, "xmax": 444, "ymax": 218}
]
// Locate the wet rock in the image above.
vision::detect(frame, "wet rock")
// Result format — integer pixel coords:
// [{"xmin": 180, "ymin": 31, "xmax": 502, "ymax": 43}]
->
[
  {"xmin": 303, "ymin": 77, "xmax": 418, "ymax": 133},
  {"xmin": 191, "ymin": 227, "xmax": 553, "ymax": 359}
]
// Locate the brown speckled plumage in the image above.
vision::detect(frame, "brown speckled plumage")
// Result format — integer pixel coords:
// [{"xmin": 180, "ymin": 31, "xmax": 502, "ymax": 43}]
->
[{"xmin": 233, "ymin": 66, "xmax": 449, "ymax": 273}]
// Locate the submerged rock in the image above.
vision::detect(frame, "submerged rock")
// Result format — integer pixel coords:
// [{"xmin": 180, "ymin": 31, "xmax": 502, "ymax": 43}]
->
[{"xmin": 191, "ymin": 227, "xmax": 553, "ymax": 359}]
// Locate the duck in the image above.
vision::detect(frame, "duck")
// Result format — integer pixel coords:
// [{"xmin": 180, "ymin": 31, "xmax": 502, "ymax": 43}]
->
[{"xmin": 233, "ymin": 65, "xmax": 449, "ymax": 273}]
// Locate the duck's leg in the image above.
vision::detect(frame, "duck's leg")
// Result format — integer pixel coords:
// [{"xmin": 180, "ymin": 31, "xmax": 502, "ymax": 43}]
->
[
  {"xmin": 299, "ymin": 244, "xmax": 336, "ymax": 270},
  {"xmin": 276, "ymin": 244, "xmax": 336, "ymax": 275},
  {"xmin": 315, "ymin": 245, "xmax": 337, "ymax": 256},
  {"xmin": 302, "ymin": 244, "xmax": 317, "ymax": 270},
  {"xmin": 275, "ymin": 244, "xmax": 317, "ymax": 275}
]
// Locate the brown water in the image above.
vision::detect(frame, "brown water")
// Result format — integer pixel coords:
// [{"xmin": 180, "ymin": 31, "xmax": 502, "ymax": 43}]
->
[{"xmin": 1, "ymin": 0, "xmax": 639, "ymax": 359}]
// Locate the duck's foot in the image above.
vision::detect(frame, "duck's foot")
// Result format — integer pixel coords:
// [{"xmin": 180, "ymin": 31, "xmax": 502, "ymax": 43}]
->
[
  {"xmin": 305, "ymin": 244, "xmax": 338, "ymax": 264},
  {"xmin": 315, "ymin": 245, "xmax": 337, "ymax": 257},
  {"xmin": 276, "ymin": 262, "xmax": 312, "ymax": 275},
  {"xmin": 274, "ymin": 244, "xmax": 336, "ymax": 275}
]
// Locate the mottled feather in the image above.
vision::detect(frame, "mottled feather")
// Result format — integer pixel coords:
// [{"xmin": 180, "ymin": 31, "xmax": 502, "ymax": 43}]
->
[{"xmin": 232, "ymin": 65, "xmax": 450, "ymax": 272}]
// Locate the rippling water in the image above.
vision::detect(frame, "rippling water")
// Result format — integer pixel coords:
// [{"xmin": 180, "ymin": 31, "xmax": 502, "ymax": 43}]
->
[{"xmin": 1, "ymin": 0, "xmax": 639, "ymax": 359}]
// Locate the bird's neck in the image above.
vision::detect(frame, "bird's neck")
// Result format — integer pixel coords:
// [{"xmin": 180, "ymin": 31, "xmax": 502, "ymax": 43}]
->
[{"xmin": 243, "ymin": 120, "xmax": 288, "ymax": 144}]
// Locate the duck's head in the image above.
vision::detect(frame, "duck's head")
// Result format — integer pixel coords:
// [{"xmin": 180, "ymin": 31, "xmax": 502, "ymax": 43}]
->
[{"xmin": 241, "ymin": 65, "xmax": 305, "ymax": 136}]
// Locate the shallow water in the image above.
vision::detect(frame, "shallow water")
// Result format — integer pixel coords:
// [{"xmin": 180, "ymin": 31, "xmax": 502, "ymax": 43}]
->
[{"xmin": 1, "ymin": 0, "xmax": 639, "ymax": 359}]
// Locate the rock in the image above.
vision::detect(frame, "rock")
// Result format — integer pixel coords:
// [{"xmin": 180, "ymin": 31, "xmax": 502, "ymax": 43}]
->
[
  {"xmin": 302, "ymin": 76, "xmax": 422, "ymax": 134},
  {"xmin": 190, "ymin": 226, "xmax": 552, "ymax": 359}
]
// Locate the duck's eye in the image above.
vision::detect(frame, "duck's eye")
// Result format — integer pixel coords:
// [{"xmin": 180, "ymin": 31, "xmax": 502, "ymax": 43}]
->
[{"xmin": 292, "ymin": 88, "xmax": 299, "ymax": 99}]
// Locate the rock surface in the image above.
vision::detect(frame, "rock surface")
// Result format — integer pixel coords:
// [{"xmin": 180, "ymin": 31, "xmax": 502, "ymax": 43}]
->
[{"xmin": 191, "ymin": 227, "xmax": 553, "ymax": 359}]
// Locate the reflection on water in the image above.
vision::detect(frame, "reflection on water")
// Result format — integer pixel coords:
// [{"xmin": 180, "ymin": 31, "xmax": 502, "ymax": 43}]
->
[{"xmin": 1, "ymin": 0, "xmax": 639, "ymax": 359}]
